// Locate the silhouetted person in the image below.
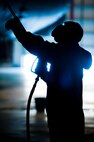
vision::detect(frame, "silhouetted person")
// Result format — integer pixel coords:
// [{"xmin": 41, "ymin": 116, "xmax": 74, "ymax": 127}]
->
[{"xmin": 5, "ymin": 17, "xmax": 92, "ymax": 142}]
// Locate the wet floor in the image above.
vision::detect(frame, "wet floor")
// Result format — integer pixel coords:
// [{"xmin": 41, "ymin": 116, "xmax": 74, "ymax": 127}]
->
[
  {"xmin": 0, "ymin": 110, "xmax": 49, "ymax": 142},
  {"xmin": 0, "ymin": 67, "xmax": 94, "ymax": 141}
]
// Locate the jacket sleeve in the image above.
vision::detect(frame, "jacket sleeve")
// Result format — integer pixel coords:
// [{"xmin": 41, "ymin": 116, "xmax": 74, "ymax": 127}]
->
[
  {"xmin": 5, "ymin": 17, "xmax": 46, "ymax": 56},
  {"xmin": 5, "ymin": 17, "xmax": 56, "ymax": 61}
]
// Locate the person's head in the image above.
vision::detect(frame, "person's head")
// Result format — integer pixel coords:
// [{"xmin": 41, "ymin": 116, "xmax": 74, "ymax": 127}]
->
[{"xmin": 51, "ymin": 21, "xmax": 83, "ymax": 43}]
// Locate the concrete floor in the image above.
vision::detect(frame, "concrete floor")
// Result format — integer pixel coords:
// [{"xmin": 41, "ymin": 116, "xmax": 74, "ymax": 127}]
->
[{"xmin": 0, "ymin": 67, "xmax": 94, "ymax": 142}]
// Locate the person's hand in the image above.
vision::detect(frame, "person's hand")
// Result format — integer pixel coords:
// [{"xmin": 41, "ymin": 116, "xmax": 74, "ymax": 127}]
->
[{"xmin": 5, "ymin": 16, "xmax": 20, "ymax": 30}]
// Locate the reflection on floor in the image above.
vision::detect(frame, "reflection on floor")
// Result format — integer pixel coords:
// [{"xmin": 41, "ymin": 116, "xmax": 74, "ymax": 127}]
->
[
  {"xmin": 0, "ymin": 67, "xmax": 94, "ymax": 141},
  {"xmin": 0, "ymin": 109, "xmax": 49, "ymax": 142}
]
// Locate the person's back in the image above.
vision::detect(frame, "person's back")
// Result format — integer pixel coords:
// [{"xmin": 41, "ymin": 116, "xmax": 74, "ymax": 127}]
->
[
  {"xmin": 46, "ymin": 22, "xmax": 92, "ymax": 142},
  {"xmin": 46, "ymin": 41, "xmax": 92, "ymax": 142}
]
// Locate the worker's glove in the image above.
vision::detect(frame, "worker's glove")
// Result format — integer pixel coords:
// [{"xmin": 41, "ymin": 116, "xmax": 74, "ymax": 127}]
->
[{"xmin": 5, "ymin": 16, "xmax": 20, "ymax": 30}]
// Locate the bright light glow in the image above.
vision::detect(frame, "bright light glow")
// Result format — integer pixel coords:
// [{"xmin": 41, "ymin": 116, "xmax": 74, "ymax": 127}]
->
[
  {"xmin": 31, "ymin": 58, "xmax": 39, "ymax": 72},
  {"xmin": 83, "ymin": 55, "xmax": 94, "ymax": 111},
  {"xmin": 47, "ymin": 62, "xmax": 51, "ymax": 72},
  {"xmin": 22, "ymin": 54, "xmax": 51, "ymax": 73},
  {"xmin": 83, "ymin": 55, "xmax": 94, "ymax": 85},
  {"xmin": 22, "ymin": 54, "xmax": 37, "ymax": 71},
  {"xmin": 22, "ymin": 54, "xmax": 94, "ymax": 112},
  {"xmin": 21, "ymin": 54, "xmax": 48, "ymax": 101}
]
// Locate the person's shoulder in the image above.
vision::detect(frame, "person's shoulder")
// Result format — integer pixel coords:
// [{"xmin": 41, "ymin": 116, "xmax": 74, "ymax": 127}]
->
[
  {"xmin": 79, "ymin": 45, "xmax": 91, "ymax": 55},
  {"xmin": 44, "ymin": 40, "xmax": 56, "ymax": 47}
]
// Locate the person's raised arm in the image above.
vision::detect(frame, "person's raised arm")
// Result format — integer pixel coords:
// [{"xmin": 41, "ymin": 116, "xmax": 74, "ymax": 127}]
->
[{"xmin": 5, "ymin": 16, "xmax": 45, "ymax": 56}]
